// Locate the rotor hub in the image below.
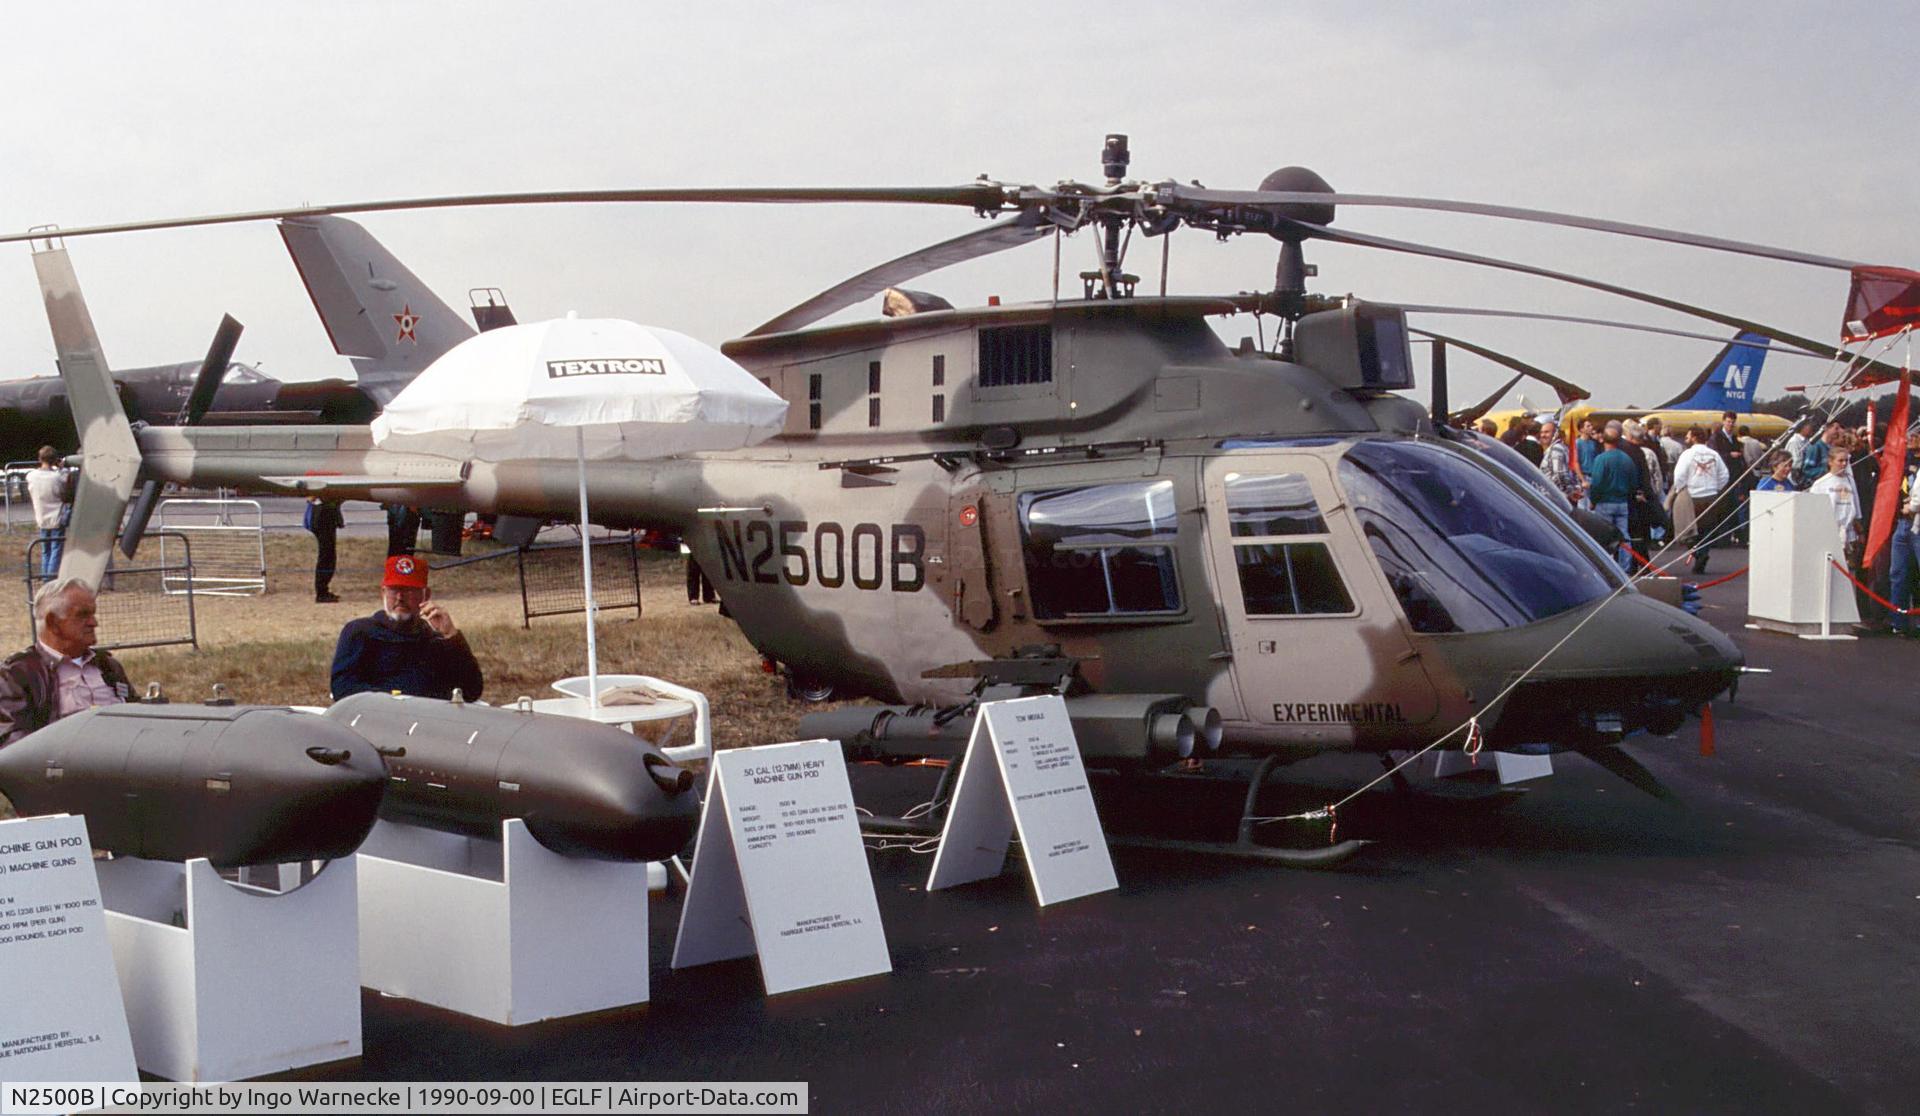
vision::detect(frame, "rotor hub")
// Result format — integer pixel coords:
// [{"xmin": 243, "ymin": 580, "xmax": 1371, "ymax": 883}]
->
[{"xmin": 1258, "ymin": 166, "xmax": 1337, "ymax": 229}]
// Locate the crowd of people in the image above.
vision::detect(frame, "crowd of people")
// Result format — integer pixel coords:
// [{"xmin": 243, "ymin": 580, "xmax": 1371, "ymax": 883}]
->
[{"xmin": 1485, "ymin": 409, "xmax": 1920, "ymax": 635}]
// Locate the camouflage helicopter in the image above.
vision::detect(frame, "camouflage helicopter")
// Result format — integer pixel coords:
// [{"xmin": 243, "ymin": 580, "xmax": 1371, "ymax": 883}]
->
[{"xmin": 15, "ymin": 135, "xmax": 1900, "ymax": 862}]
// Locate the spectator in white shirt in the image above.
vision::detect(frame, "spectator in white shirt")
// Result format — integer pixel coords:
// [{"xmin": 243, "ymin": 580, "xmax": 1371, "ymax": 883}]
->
[
  {"xmin": 23, "ymin": 445, "xmax": 69, "ymax": 579},
  {"xmin": 1809, "ymin": 443, "xmax": 1862, "ymax": 546},
  {"xmin": 1671, "ymin": 426, "xmax": 1732, "ymax": 574}
]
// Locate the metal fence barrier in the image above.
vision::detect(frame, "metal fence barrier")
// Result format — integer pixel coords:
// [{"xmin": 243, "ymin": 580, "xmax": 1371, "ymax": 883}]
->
[
  {"xmin": 154, "ymin": 497, "xmax": 266, "ymax": 596},
  {"xmin": 517, "ymin": 533, "xmax": 643, "ymax": 629},
  {"xmin": 25, "ymin": 531, "xmax": 199, "ymax": 652}
]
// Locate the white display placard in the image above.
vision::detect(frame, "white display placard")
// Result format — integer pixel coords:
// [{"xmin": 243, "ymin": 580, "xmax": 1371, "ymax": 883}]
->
[
  {"xmin": 671, "ymin": 739, "xmax": 890, "ymax": 996},
  {"xmin": 0, "ymin": 814, "xmax": 136, "ymax": 1084},
  {"xmin": 927, "ymin": 696, "xmax": 1118, "ymax": 906}
]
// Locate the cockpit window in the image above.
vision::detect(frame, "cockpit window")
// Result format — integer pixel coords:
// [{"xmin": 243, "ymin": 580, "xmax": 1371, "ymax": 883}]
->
[
  {"xmin": 1224, "ymin": 473, "xmax": 1353, "ymax": 616},
  {"xmin": 1339, "ymin": 441, "xmax": 1614, "ymax": 633},
  {"xmin": 221, "ymin": 363, "xmax": 266, "ymax": 384},
  {"xmin": 1019, "ymin": 480, "xmax": 1181, "ymax": 619}
]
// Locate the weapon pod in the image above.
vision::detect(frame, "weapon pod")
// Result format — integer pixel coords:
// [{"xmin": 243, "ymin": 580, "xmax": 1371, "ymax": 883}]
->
[
  {"xmin": 0, "ymin": 704, "xmax": 387, "ymax": 867},
  {"xmin": 325, "ymin": 692, "xmax": 700, "ymax": 862}
]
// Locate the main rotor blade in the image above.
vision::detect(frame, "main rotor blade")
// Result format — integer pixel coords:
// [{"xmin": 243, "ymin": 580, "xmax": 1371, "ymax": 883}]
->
[
  {"xmin": 1157, "ymin": 185, "xmax": 1862, "ymax": 270},
  {"xmin": 748, "ymin": 211, "xmax": 1051, "ymax": 336},
  {"xmin": 1395, "ymin": 304, "xmax": 1828, "ymax": 356},
  {"xmin": 180, "ymin": 314, "xmax": 243, "ymax": 425},
  {"xmin": 1412, "ymin": 329, "xmax": 1592, "ymax": 405},
  {"xmin": 1, "ymin": 184, "xmax": 1013, "ymax": 245},
  {"xmin": 1292, "ymin": 220, "xmax": 1907, "ymax": 386},
  {"xmin": 1452, "ymin": 371, "xmax": 1526, "ymax": 425}
]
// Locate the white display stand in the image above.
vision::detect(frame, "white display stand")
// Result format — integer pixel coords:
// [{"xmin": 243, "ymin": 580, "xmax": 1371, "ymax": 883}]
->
[
  {"xmin": 1747, "ymin": 489, "xmax": 1859, "ymax": 639},
  {"xmin": 0, "ymin": 814, "xmax": 136, "ymax": 1085},
  {"xmin": 543, "ymin": 674, "xmax": 711, "ymax": 763},
  {"xmin": 356, "ymin": 818, "xmax": 652, "ymax": 1025},
  {"xmin": 1433, "ymin": 749, "xmax": 1554, "ymax": 784},
  {"xmin": 672, "ymin": 739, "xmax": 890, "ymax": 996},
  {"xmin": 926, "ymin": 696, "xmax": 1119, "ymax": 906},
  {"xmin": 95, "ymin": 853, "xmax": 359, "ymax": 1082}
]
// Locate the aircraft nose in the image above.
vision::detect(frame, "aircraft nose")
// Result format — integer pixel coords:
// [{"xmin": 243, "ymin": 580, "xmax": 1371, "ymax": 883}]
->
[{"xmin": 1641, "ymin": 591, "xmax": 1743, "ymax": 676}]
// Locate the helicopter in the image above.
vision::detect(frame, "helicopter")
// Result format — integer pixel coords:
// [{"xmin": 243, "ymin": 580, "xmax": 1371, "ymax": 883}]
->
[{"xmin": 18, "ymin": 134, "xmax": 1900, "ymax": 862}]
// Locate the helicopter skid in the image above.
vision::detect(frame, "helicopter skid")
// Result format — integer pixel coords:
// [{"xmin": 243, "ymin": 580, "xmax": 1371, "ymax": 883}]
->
[
  {"xmin": 858, "ymin": 753, "xmax": 1374, "ymax": 869},
  {"xmin": 1106, "ymin": 832, "xmax": 1370, "ymax": 869},
  {"xmin": 857, "ymin": 811, "xmax": 1371, "ymax": 870}
]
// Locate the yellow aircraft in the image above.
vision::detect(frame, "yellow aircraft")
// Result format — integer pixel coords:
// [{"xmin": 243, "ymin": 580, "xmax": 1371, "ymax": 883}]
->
[{"xmin": 1470, "ymin": 330, "xmax": 1790, "ymax": 443}]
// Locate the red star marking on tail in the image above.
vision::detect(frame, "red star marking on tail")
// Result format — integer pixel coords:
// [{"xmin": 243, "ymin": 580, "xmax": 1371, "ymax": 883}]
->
[{"xmin": 394, "ymin": 305, "xmax": 421, "ymax": 343}]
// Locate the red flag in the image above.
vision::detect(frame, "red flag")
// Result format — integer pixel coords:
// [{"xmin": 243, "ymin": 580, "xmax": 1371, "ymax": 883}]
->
[
  {"xmin": 1864, "ymin": 369, "xmax": 1910, "ymax": 568},
  {"xmin": 1844, "ymin": 266, "xmax": 1920, "ymax": 342}
]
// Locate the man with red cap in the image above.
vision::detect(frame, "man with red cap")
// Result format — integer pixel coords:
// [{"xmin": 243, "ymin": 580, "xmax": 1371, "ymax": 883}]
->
[{"xmin": 329, "ymin": 555, "xmax": 484, "ymax": 701}]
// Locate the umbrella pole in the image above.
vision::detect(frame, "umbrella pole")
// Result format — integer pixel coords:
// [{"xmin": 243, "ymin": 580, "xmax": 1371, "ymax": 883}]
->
[{"xmin": 578, "ymin": 427, "xmax": 599, "ymax": 711}]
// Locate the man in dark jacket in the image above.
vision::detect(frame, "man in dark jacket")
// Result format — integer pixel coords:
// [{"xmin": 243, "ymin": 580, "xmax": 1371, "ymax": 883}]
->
[
  {"xmin": 0, "ymin": 579, "xmax": 131, "ymax": 746},
  {"xmin": 305, "ymin": 498, "xmax": 344, "ymax": 603},
  {"xmin": 330, "ymin": 555, "xmax": 484, "ymax": 701}
]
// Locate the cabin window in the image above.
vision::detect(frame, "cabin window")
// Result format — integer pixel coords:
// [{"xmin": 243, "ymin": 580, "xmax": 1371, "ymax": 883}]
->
[
  {"xmin": 868, "ymin": 397, "xmax": 881, "ymax": 427},
  {"xmin": 932, "ymin": 354, "xmax": 945, "ymax": 386},
  {"xmin": 807, "ymin": 373, "xmax": 822, "ymax": 431},
  {"xmin": 868, "ymin": 361, "xmax": 882, "ymax": 394},
  {"xmin": 1018, "ymin": 480, "xmax": 1181, "ymax": 619},
  {"xmin": 1223, "ymin": 473, "xmax": 1353, "ymax": 616},
  {"xmin": 931, "ymin": 394, "xmax": 945, "ymax": 423},
  {"xmin": 979, "ymin": 324, "xmax": 1052, "ymax": 387}
]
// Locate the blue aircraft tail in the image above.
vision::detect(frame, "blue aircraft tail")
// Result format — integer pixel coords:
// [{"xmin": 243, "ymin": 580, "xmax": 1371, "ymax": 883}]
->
[{"xmin": 1655, "ymin": 331, "xmax": 1769, "ymax": 411}]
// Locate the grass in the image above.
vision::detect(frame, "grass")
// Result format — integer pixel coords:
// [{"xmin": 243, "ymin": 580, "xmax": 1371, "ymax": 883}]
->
[{"xmin": 1, "ymin": 531, "xmax": 836, "ymax": 752}]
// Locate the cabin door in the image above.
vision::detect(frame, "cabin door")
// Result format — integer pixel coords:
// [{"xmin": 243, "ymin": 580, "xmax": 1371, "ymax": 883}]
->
[{"xmin": 1201, "ymin": 452, "xmax": 1439, "ymax": 744}]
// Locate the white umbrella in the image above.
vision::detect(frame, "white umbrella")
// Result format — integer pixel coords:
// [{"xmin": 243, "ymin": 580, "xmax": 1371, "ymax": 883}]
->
[{"xmin": 372, "ymin": 315, "xmax": 788, "ymax": 707}]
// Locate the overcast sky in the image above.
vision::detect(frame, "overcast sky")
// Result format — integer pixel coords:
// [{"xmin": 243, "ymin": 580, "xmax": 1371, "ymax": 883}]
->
[{"xmin": 3, "ymin": 1, "xmax": 1915, "ymax": 410}]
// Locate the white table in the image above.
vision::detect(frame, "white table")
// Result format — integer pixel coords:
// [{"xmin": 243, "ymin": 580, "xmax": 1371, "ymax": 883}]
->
[{"xmin": 534, "ymin": 674, "xmax": 712, "ymax": 764}]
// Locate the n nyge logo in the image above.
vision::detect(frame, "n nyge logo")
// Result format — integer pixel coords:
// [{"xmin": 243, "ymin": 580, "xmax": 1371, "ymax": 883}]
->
[
  {"xmin": 546, "ymin": 357, "xmax": 666, "ymax": 378},
  {"xmin": 1722, "ymin": 364, "xmax": 1752, "ymax": 396}
]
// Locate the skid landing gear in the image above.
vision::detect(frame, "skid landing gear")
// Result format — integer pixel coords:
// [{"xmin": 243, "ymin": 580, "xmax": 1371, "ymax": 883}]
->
[
  {"xmin": 1381, "ymin": 752, "xmax": 1528, "ymax": 808},
  {"xmin": 856, "ymin": 755, "xmax": 1369, "ymax": 869},
  {"xmin": 1113, "ymin": 755, "xmax": 1369, "ymax": 868}
]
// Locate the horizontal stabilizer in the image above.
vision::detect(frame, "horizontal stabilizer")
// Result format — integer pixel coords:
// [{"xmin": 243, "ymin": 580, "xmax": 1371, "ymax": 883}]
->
[{"xmin": 260, "ymin": 471, "xmax": 467, "ymax": 494}]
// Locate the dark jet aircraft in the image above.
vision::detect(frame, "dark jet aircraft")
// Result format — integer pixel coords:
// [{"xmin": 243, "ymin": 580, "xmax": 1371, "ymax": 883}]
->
[
  {"xmin": 0, "ymin": 359, "xmax": 377, "ymax": 465},
  {"xmin": 0, "ymin": 210, "xmax": 489, "ymax": 465}
]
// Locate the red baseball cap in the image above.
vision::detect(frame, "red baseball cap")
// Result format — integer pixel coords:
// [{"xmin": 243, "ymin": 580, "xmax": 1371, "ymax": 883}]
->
[{"xmin": 382, "ymin": 555, "xmax": 429, "ymax": 589}]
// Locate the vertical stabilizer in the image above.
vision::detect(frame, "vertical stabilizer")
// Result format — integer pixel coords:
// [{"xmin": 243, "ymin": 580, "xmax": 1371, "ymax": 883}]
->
[
  {"xmin": 278, "ymin": 216, "xmax": 474, "ymax": 404},
  {"xmin": 32, "ymin": 242, "xmax": 141, "ymax": 587},
  {"xmin": 1657, "ymin": 331, "xmax": 1770, "ymax": 411}
]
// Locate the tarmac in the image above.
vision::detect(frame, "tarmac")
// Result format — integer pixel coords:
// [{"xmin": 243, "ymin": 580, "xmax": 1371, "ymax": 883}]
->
[{"xmin": 277, "ymin": 551, "xmax": 1918, "ymax": 1114}]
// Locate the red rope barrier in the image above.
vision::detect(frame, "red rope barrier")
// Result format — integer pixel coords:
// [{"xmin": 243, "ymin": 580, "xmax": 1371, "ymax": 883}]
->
[
  {"xmin": 1694, "ymin": 566, "xmax": 1749, "ymax": 589},
  {"xmin": 1828, "ymin": 558, "xmax": 1920, "ymax": 615},
  {"xmin": 1624, "ymin": 545, "xmax": 1694, "ymax": 578},
  {"xmin": 1624, "ymin": 541, "xmax": 1745, "ymax": 587}
]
